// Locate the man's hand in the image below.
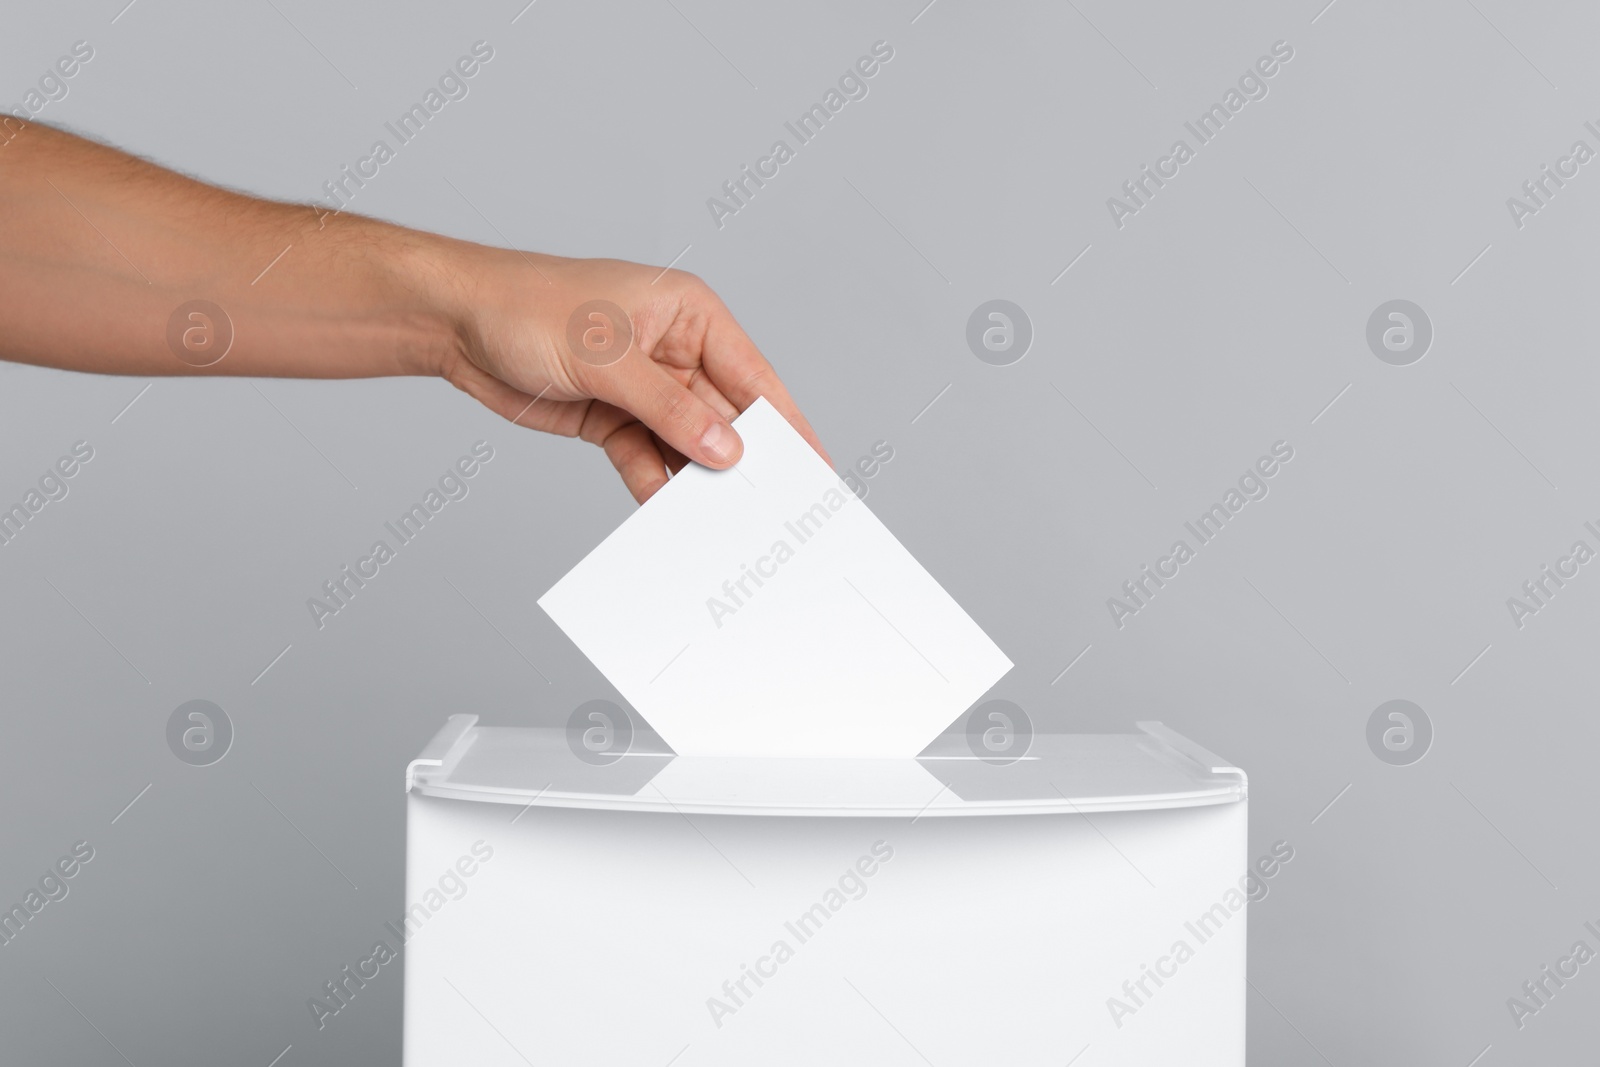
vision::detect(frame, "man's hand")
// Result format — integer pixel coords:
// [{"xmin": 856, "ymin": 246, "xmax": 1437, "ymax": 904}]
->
[{"xmin": 431, "ymin": 251, "xmax": 828, "ymax": 502}]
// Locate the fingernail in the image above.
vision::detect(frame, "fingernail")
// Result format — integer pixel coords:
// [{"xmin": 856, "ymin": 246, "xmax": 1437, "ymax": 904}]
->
[{"xmin": 700, "ymin": 422, "xmax": 739, "ymax": 465}]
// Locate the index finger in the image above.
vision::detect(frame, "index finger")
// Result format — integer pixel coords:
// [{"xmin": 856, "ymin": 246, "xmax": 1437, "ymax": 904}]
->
[{"xmin": 702, "ymin": 310, "xmax": 832, "ymax": 468}]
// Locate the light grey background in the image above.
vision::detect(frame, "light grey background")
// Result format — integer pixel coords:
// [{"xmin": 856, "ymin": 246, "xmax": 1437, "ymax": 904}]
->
[{"xmin": 2, "ymin": 0, "xmax": 1595, "ymax": 1063}]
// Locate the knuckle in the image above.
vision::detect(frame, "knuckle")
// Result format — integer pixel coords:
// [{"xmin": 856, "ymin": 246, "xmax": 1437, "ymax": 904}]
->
[
  {"xmin": 661, "ymin": 388, "xmax": 696, "ymax": 428},
  {"xmin": 598, "ymin": 423, "xmax": 646, "ymax": 463},
  {"xmin": 661, "ymin": 268, "xmax": 710, "ymax": 299},
  {"xmin": 738, "ymin": 365, "xmax": 775, "ymax": 395},
  {"xmin": 608, "ymin": 439, "xmax": 650, "ymax": 470}
]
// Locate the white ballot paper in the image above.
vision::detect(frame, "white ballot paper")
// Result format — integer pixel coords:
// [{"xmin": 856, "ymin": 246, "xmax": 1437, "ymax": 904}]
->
[{"xmin": 539, "ymin": 397, "xmax": 1012, "ymax": 758}]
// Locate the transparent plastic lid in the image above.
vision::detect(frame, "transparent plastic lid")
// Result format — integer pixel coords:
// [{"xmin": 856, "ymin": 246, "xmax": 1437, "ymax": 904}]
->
[{"xmin": 406, "ymin": 716, "xmax": 1245, "ymax": 818}]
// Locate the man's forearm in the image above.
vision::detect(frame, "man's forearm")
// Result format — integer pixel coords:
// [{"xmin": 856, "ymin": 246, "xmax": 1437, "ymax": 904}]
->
[{"xmin": 0, "ymin": 123, "xmax": 467, "ymax": 379}]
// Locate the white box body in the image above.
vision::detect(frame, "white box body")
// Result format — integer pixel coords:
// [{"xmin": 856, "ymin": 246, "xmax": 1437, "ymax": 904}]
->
[{"xmin": 402, "ymin": 719, "xmax": 1248, "ymax": 1065}]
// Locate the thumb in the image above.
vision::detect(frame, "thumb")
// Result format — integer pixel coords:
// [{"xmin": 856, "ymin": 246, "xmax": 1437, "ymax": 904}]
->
[{"xmin": 587, "ymin": 357, "xmax": 743, "ymax": 469}]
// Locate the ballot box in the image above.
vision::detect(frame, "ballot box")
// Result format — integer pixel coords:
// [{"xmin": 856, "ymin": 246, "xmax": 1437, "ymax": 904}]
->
[{"xmin": 402, "ymin": 715, "xmax": 1248, "ymax": 1066}]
